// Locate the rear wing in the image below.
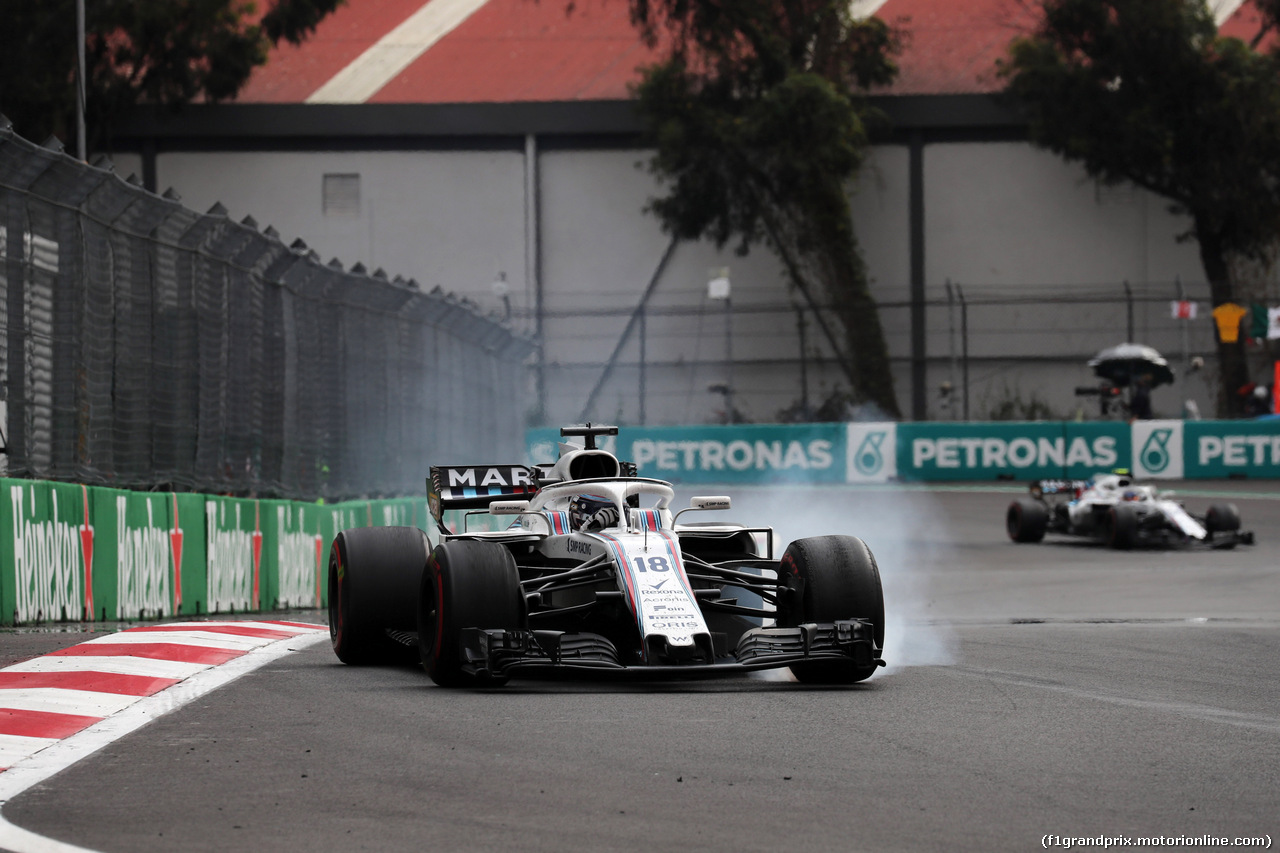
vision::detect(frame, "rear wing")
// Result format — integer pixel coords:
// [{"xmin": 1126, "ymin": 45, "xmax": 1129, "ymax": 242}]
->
[
  {"xmin": 428, "ymin": 465, "xmax": 540, "ymax": 531},
  {"xmin": 1031, "ymin": 479, "xmax": 1090, "ymax": 498}
]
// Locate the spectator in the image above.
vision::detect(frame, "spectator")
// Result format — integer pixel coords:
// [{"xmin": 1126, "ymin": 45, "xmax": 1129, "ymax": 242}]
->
[{"xmin": 1129, "ymin": 375, "xmax": 1153, "ymax": 421}]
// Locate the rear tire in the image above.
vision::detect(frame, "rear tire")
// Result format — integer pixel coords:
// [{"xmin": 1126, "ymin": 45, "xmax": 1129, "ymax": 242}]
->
[
  {"xmin": 1007, "ymin": 499, "xmax": 1048, "ymax": 543},
  {"xmin": 1105, "ymin": 504, "xmax": 1137, "ymax": 550},
  {"xmin": 419, "ymin": 540, "xmax": 526, "ymax": 687},
  {"xmin": 778, "ymin": 535, "xmax": 884, "ymax": 685},
  {"xmin": 329, "ymin": 527, "xmax": 429, "ymax": 665}
]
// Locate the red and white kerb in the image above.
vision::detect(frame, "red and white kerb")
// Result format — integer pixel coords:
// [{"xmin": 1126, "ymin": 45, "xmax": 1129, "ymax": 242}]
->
[{"xmin": 0, "ymin": 621, "xmax": 326, "ymax": 773}]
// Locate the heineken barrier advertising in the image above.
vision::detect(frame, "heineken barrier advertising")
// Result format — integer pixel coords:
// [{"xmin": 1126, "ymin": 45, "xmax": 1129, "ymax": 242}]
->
[
  {"xmin": 529, "ymin": 419, "xmax": 1280, "ymax": 484},
  {"xmin": 0, "ymin": 479, "xmax": 434, "ymax": 626}
]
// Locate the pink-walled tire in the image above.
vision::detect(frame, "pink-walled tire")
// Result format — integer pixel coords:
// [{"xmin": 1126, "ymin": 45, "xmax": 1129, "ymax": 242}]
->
[
  {"xmin": 329, "ymin": 526, "xmax": 428, "ymax": 665},
  {"xmin": 777, "ymin": 535, "xmax": 884, "ymax": 685},
  {"xmin": 1007, "ymin": 499, "xmax": 1048, "ymax": 543},
  {"xmin": 418, "ymin": 540, "xmax": 525, "ymax": 687}
]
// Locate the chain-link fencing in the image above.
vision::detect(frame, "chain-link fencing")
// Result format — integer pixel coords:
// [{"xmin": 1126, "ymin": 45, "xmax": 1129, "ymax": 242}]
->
[{"xmin": 0, "ymin": 127, "xmax": 533, "ymax": 500}]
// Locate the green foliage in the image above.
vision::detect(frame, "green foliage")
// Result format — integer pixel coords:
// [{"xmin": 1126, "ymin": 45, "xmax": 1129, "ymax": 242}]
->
[
  {"xmin": 0, "ymin": 0, "xmax": 342, "ymax": 150},
  {"xmin": 983, "ymin": 383, "xmax": 1058, "ymax": 422},
  {"xmin": 630, "ymin": 0, "xmax": 903, "ymax": 417},
  {"xmin": 999, "ymin": 0, "xmax": 1280, "ymax": 414}
]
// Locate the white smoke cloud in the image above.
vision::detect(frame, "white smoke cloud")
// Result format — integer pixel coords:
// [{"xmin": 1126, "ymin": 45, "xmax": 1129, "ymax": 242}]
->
[{"xmin": 703, "ymin": 484, "xmax": 959, "ymax": 674}]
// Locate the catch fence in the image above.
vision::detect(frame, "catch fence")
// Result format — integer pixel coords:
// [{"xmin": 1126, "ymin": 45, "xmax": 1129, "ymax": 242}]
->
[{"xmin": 0, "ymin": 127, "xmax": 532, "ymax": 500}]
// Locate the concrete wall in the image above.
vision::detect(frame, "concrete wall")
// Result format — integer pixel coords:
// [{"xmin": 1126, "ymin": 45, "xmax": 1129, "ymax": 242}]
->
[{"xmin": 144, "ymin": 138, "xmax": 1222, "ymax": 426}]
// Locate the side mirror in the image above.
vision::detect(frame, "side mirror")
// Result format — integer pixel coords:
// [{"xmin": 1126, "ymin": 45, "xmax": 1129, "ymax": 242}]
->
[
  {"xmin": 490, "ymin": 500, "xmax": 530, "ymax": 515},
  {"xmin": 673, "ymin": 495, "xmax": 730, "ymax": 525}
]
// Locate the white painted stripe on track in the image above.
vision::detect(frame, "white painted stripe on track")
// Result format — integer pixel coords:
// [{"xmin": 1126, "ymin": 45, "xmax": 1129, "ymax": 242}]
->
[
  {"xmin": 155, "ymin": 621, "xmax": 316, "ymax": 633},
  {"xmin": 0, "ymin": 737, "xmax": 58, "ymax": 770},
  {"xmin": 0, "ymin": 625, "xmax": 328, "ymax": 853},
  {"xmin": 2, "ymin": 657, "xmax": 208, "ymax": 680},
  {"xmin": 0, "ymin": 689, "xmax": 138, "ymax": 719},
  {"xmin": 76, "ymin": 632, "xmax": 266, "ymax": 651},
  {"xmin": 953, "ymin": 665, "xmax": 1280, "ymax": 735}
]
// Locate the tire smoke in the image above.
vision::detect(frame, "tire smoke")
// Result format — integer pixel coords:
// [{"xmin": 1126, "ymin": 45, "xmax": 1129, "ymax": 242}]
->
[{"xmin": 709, "ymin": 484, "xmax": 959, "ymax": 674}]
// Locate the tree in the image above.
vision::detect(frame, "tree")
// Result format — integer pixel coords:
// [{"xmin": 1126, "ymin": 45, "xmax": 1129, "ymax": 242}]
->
[
  {"xmin": 0, "ymin": 0, "xmax": 342, "ymax": 153},
  {"xmin": 1000, "ymin": 0, "xmax": 1280, "ymax": 416},
  {"xmin": 628, "ymin": 0, "xmax": 904, "ymax": 418}
]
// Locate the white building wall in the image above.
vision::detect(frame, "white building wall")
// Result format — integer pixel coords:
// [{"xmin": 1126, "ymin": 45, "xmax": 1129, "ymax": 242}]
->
[
  {"xmin": 155, "ymin": 150, "xmax": 529, "ymax": 315},
  {"xmin": 925, "ymin": 142, "xmax": 1201, "ymax": 287},
  {"xmin": 145, "ymin": 139, "xmax": 1218, "ymax": 427}
]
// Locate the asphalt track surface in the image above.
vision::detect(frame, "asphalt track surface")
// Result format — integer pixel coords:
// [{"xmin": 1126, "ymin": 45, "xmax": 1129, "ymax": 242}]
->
[{"xmin": 2, "ymin": 481, "xmax": 1278, "ymax": 852}]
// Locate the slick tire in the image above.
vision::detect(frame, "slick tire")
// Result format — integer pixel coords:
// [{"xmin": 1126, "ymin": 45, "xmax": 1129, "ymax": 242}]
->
[
  {"xmin": 419, "ymin": 540, "xmax": 526, "ymax": 687},
  {"xmin": 1105, "ymin": 504, "xmax": 1138, "ymax": 550},
  {"xmin": 1007, "ymin": 499, "xmax": 1049, "ymax": 543},
  {"xmin": 1205, "ymin": 503, "xmax": 1241, "ymax": 533},
  {"xmin": 778, "ymin": 535, "xmax": 884, "ymax": 685},
  {"xmin": 329, "ymin": 526, "xmax": 429, "ymax": 665}
]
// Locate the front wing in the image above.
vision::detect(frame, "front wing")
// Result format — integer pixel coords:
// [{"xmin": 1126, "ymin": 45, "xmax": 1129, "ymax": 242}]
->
[{"xmin": 456, "ymin": 619, "xmax": 884, "ymax": 680}]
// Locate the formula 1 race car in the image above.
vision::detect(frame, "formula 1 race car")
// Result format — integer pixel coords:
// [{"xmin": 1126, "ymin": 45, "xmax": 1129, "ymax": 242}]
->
[
  {"xmin": 1006, "ymin": 472, "xmax": 1254, "ymax": 550},
  {"xmin": 328, "ymin": 424, "xmax": 885, "ymax": 686}
]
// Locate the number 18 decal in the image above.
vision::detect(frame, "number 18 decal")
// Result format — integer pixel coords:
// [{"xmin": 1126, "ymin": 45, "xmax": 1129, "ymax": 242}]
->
[{"xmin": 634, "ymin": 556, "xmax": 670, "ymax": 573}]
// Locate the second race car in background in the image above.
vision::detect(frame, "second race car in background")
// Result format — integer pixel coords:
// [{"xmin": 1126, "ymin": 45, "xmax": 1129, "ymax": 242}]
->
[{"xmin": 1006, "ymin": 472, "xmax": 1255, "ymax": 549}]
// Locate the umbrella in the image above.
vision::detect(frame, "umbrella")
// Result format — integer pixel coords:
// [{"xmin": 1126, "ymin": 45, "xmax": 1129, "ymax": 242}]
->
[{"xmin": 1087, "ymin": 343, "xmax": 1175, "ymax": 388}]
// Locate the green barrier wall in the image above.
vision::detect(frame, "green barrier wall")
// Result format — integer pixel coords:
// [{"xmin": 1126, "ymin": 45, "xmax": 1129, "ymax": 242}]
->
[{"xmin": 0, "ymin": 482, "xmax": 434, "ymax": 627}]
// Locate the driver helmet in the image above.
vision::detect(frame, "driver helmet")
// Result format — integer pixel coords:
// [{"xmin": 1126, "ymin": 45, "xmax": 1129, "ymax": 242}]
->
[
  {"xmin": 1123, "ymin": 489, "xmax": 1139, "ymax": 502},
  {"xmin": 570, "ymin": 494, "xmax": 618, "ymax": 531}
]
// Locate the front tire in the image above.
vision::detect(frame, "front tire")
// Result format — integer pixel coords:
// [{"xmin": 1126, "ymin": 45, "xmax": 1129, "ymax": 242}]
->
[
  {"xmin": 329, "ymin": 527, "xmax": 429, "ymax": 665},
  {"xmin": 419, "ymin": 540, "xmax": 526, "ymax": 687},
  {"xmin": 1205, "ymin": 503, "xmax": 1241, "ymax": 533},
  {"xmin": 778, "ymin": 535, "xmax": 884, "ymax": 685}
]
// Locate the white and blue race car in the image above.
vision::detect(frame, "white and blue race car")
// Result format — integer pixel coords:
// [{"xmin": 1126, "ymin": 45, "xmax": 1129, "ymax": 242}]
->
[
  {"xmin": 1007, "ymin": 472, "xmax": 1254, "ymax": 550},
  {"xmin": 328, "ymin": 424, "xmax": 885, "ymax": 686}
]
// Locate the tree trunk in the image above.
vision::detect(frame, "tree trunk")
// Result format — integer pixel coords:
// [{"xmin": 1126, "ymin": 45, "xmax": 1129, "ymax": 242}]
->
[
  {"xmin": 1196, "ymin": 222, "xmax": 1249, "ymax": 418},
  {"xmin": 806, "ymin": 183, "xmax": 902, "ymax": 419}
]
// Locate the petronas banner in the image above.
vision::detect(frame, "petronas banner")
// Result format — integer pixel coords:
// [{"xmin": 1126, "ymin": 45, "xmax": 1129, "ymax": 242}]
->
[
  {"xmin": 528, "ymin": 420, "xmax": 1279, "ymax": 484},
  {"xmin": 527, "ymin": 424, "xmax": 846, "ymax": 485}
]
